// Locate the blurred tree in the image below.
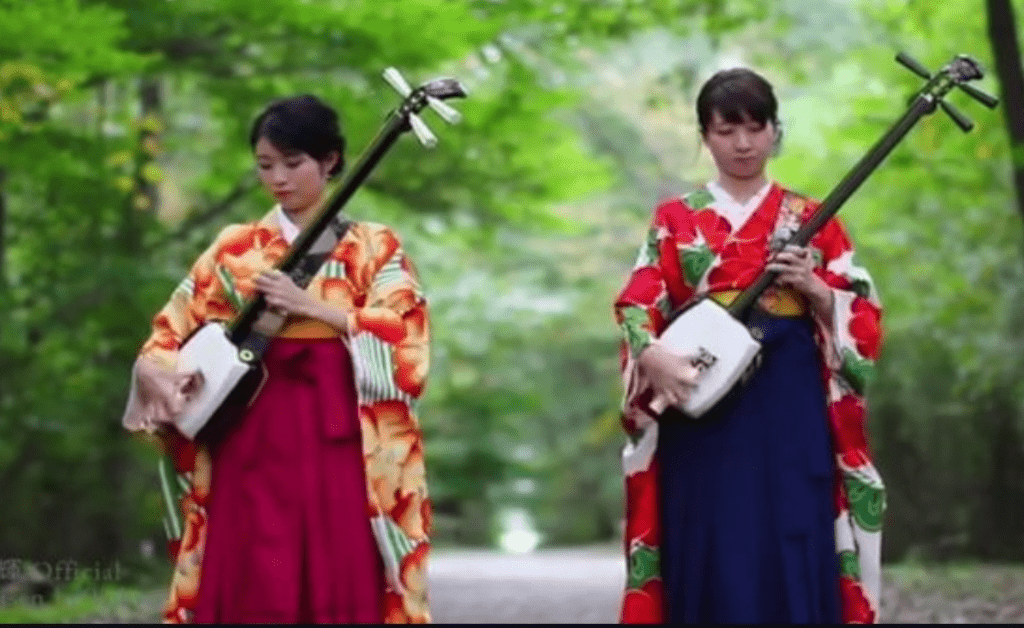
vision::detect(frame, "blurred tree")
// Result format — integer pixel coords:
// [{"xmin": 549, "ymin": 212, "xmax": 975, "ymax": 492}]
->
[
  {"xmin": 0, "ymin": 0, "xmax": 769, "ymax": 565},
  {"xmin": 542, "ymin": 0, "xmax": 1024, "ymax": 559},
  {"xmin": 5, "ymin": 0, "xmax": 1022, "ymax": 570},
  {"xmin": 751, "ymin": 0, "xmax": 1024, "ymax": 561},
  {"xmin": 986, "ymin": 0, "xmax": 1024, "ymax": 220}
]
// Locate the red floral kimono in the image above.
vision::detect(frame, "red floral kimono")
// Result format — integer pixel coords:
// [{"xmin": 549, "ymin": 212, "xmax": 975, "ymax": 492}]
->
[
  {"xmin": 122, "ymin": 207, "xmax": 431, "ymax": 623},
  {"xmin": 613, "ymin": 183, "xmax": 885, "ymax": 623}
]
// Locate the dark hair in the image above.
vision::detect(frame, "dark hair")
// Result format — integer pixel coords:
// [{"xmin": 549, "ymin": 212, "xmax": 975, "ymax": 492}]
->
[
  {"xmin": 696, "ymin": 68, "xmax": 778, "ymax": 135},
  {"xmin": 249, "ymin": 94, "xmax": 346, "ymax": 177}
]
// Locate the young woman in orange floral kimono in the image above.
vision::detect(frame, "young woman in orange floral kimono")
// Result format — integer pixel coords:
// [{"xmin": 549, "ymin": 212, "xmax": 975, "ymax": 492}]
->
[
  {"xmin": 614, "ymin": 69, "xmax": 885, "ymax": 623},
  {"xmin": 121, "ymin": 95, "xmax": 431, "ymax": 624}
]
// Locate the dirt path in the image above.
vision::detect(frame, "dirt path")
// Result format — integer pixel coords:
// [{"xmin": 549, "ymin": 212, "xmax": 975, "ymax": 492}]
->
[
  {"xmin": 20, "ymin": 548, "xmax": 1024, "ymax": 623},
  {"xmin": 429, "ymin": 546, "xmax": 624, "ymax": 623}
]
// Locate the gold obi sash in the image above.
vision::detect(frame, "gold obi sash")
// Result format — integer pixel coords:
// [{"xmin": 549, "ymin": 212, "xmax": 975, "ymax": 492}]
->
[
  {"xmin": 277, "ymin": 316, "xmax": 342, "ymax": 339},
  {"xmin": 708, "ymin": 287, "xmax": 807, "ymax": 317}
]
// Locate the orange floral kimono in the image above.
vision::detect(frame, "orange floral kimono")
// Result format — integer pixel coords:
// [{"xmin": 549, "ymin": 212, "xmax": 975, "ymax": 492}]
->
[{"xmin": 122, "ymin": 207, "xmax": 431, "ymax": 623}]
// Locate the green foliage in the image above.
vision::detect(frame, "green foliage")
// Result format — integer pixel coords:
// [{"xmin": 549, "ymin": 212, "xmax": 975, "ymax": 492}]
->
[
  {"xmin": 743, "ymin": 0, "xmax": 1024, "ymax": 560},
  {"xmin": 0, "ymin": 584, "xmax": 165, "ymax": 624},
  {"xmin": 0, "ymin": 0, "xmax": 751, "ymax": 566},
  {"xmin": 2, "ymin": 0, "xmax": 1023, "ymax": 579},
  {"xmin": 765, "ymin": 1, "xmax": 1024, "ymax": 561}
]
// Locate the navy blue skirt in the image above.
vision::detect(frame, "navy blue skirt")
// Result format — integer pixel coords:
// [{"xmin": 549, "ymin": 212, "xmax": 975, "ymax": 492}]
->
[{"xmin": 656, "ymin": 312, "xmax": 840, "ymax": 623}]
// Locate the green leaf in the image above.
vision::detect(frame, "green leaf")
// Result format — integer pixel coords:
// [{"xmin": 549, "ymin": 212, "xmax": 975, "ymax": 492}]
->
[
  {"xmin": 679, "ymin": 243, "xmax": 714, "ymax": 287},
  {"xmin": 685, "ymin": 189, "xmax": 714, "ymax": 210},
  {"xmin": 621, "ymin": 306, "xmax": 654, "ymax": 358},
  {"xmin": 840, "ymin": 348, "xmax": 875, "ymax": 395},
  {"xmin": 838, "ymin": 550, "xmax": 861, "ymax": 580},
  {"xmin": 845, "ymin": 474, "xmax": 886, "ymax": 533},
  {"xmin": 627, "ymin": 543, "xmax": 660, "ymax": 590}
]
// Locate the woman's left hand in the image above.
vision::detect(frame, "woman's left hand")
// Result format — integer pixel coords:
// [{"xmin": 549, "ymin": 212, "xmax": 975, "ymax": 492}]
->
[
  {"xmin": 255, "ymin": 269, "xmax": 317, "ymax": 318},
  {"xmin": 766, "ymin": 244, "xmax": 834, "ymax": 318},
  {"xmin": 767, "ymin": 245, "xmax": 821, "ymax": 294}
]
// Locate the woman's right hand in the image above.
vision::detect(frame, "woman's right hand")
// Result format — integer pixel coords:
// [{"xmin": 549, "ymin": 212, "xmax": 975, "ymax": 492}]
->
[
  {"xmin": 135, "ymin": 356, "xmax": 204, "ymax": 430},
  {"xmin": 637, "ymin": 342, "xmax": 702, "ymax": 408}
]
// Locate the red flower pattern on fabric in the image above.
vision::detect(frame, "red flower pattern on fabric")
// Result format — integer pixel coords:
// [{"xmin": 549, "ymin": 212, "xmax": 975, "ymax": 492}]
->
[
  {"xmin": 619, "ymin": 267, "xmax": 664, "ymax": 306},
  {"xmin": 621, "ymin": 579, "xmax": 664, "ymax": 624},
  {"xmin": 831, "ymin": 394, "xmax": 870, "ymax": 469},
  {"xmin": 623, "ymin": 464, "xmax": 660, "ymax": 547},
  {"xmin": 691, "ymin": 209, "xmax": 732, "ymax": 250},
  {"xmin": 839, "ymin": 576, "xmax": 877, "ymax": 623},
  {"xmin": 614, "ymin": 186, "xmax": 884, "ymax": 624},
  {"xmin": 849, "ymin": 298, "xmax": 882, "ymax": 359},
  {"xmin": 134, "ymin": 214, "xmax": 431, "ymax": 624}
]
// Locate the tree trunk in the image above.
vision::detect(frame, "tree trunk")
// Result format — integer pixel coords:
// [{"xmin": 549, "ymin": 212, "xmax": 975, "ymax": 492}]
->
[
  {"xmin": 97, "ymin": 76, "xmax": 165, "ymax": 564},
  {"xmin": 0, "ymin": 167, "xmax": 6, "ymax": 284},
  {"xmin": 137, "ymin": 76, "xmax": 162, "ymax": 218},
  {"xmin": 986, "ymin": 0, "xmax": 1024, "ymax": 221},
  {"xmin": 0, "ymin": 167, "xmax": 5, "ymax": 466},
  {"xmin": 122, "ymin": 76, "xmax": 162, "ymax": 250},
  {"xmin": 972, "ymin": 405, "xmax": 1024, "ymax": 560}
]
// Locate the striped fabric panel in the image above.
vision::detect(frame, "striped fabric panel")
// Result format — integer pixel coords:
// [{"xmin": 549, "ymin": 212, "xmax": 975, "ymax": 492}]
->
[
  {"xmin": 351, "ymin": 332, "xmax": 415, "ymax": 406},
  {"xmin": 384, "ymin": 516, "xmax": 417, "ymax": 557},
  {"xmin": 370, "ymin": 514, "xmax": 421, "ymax": 592},
  {"xmin": 322, "ymin": 260, "xmax": 346, "ymax": 279},
  {"xmin": 372, "ymin": 251, "xmax": 413, "ymax": 296},
  {"xmin": 158, "ymin": 456, "xmax": 184, "ymax": 541},
  {"xmin": 173, "ymin": 276, "xmax": 195, "ymax": 299},
  {"xmin": 215, "ymin": 264, "xmax": 245, "ymax": 311}
]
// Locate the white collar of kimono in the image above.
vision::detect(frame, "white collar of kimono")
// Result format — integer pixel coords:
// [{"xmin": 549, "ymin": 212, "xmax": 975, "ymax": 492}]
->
[
  {"xmin": 706, "ymin": 179, "xmax": 774, "ymax": 233},
  {"xmin": 275, "ymin": 204, "xmax": 300, "ymax": 245}
]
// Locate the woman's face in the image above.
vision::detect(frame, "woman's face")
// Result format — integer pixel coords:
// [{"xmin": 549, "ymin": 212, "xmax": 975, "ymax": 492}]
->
[
  {"xmin": 702, "ymin": 109, "xmax": 777, "ymax": 182},
  {"xmin": 254, "ymin": 136, "xmax": 336, "ymax": 213}
]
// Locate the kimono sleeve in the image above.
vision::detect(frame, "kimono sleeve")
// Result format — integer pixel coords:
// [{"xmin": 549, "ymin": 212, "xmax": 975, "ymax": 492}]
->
[
  {"xmin": 812, "ymin": 217, "xmax": 883, "ymax": 395},
  {"xmin": 613, "ymin": 204, "xmax": 692, "ymax": 430},
  {"xmin": 120, "ymin": 236, "xmax": 224, "ymax": 468},
  {"xmin": 811, "ymin": 218, "xmax": 887, "ymax": 621},
  {"xmin": 347, "ymin": 226, "xmax": 430, "ymax": 401},
  {"xmin": 614, "ymin": 206, "xmax": 685, "ymax": 360},
  {"xmin": 143, "ymin": 245, "xmax": 219, "ymax": 367}
]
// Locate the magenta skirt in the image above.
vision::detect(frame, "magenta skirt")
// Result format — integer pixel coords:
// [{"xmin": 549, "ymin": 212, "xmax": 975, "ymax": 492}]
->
[{"xmin": 193, "ymin": 337, "xmax": 384, "ymax": 623}]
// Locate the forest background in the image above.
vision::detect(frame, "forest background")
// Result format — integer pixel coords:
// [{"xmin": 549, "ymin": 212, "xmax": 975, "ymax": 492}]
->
[{"xmin": 2, "ymin": 0, "xmax": 1024, "ymax": 615}]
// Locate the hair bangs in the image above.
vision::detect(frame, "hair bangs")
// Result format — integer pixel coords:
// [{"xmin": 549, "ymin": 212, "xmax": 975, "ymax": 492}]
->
[
  {"xmin": 249, "ymin": 95, "xmax": 347, "ymax": 177},
  {"xmin": 711, "ymin": 86, "xmax": 773, "ymax": 127},
  {"xmin": 696, "ymin": 68, "xmax": 778, "ymax": 134}
]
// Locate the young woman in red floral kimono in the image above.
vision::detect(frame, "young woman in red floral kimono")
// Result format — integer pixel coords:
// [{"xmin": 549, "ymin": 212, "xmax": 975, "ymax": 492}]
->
[
  {"xmin": 614, "ymin": 69, "xmax": 885, "ymax": 623},
  {"xmin": 121, "ymin": 95, "xmax": 431, "ymax": 624}
]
